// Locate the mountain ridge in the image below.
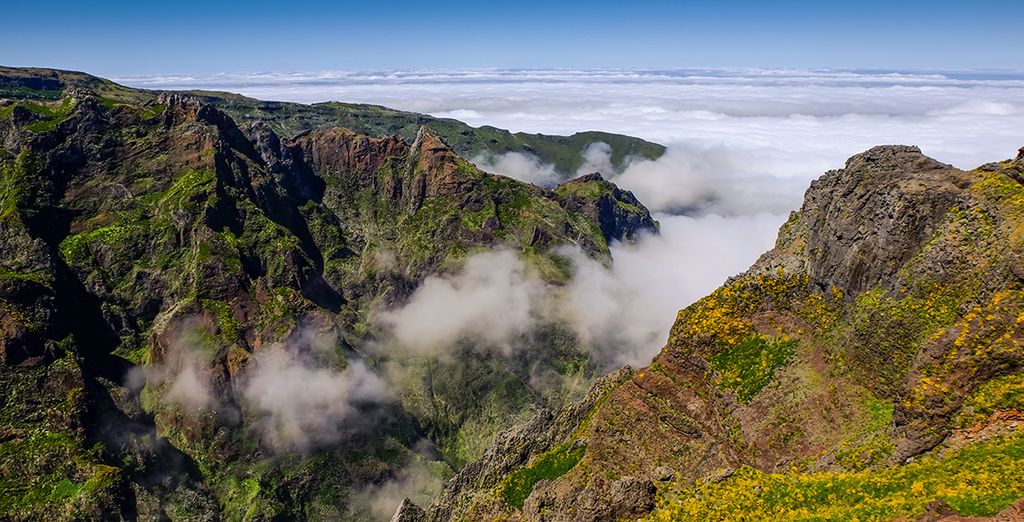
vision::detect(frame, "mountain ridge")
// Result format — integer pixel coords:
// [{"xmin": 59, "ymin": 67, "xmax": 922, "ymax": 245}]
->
[{"xmin": 0, "ymin": 65, "xmax": 666, "ymax": 179}]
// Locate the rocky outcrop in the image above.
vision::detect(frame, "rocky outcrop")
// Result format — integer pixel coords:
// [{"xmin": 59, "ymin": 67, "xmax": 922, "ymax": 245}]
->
[
  {"xmin": 556, "ymin": 172, "xmax": 659, "ymax": 244},
  {"xmin": 421, "ymin": 367, "xmax": 635, "ymax": 520},
  {"xmin": 749, "ymin": 145, "xmax": 971, "ymax": 293},
  {"xmin": 391, "ymin": 498, "xmax": 426, "ymax": 522}
]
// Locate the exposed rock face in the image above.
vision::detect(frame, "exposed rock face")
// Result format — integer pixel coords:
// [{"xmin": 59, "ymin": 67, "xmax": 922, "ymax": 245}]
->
[
  {"xmin": 556, "ymin": 172, "xmax": 659, "ymax": 245},
  {"xmin": 750, "ymin": 145, "xmax": 972, "ymax": 294},
  {"xmin": 391, "ymin": 498, "xmax": 426, "ymax": 522},
  {"xmin": 0, "ymin": 71, "xmax": 657, "ymax": 520},
  {"xmin": 427, "ymin": 145, "xmax": 1024, "ymax": 520}
]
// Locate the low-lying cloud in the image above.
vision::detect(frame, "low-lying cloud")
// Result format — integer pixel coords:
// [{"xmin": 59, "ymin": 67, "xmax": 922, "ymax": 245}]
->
[
  {"xmin": 241, "ymin": 343, "xmax": 391, "ymax": 453},
  {"xmin": 125, "ymin": 318, "xmax": 219, "ymax": 412},
  {"xmin": 132, "ymin": 320, "xmax": 394, "ymax": 454},
  {"xmin": 348, "ymin": 456, "xmax": 445, "ymax": 520},
  {"xmin": 122, "ymin": 69, "xmax": 1024, "ymax": 172},
  {"xmin": 476, "ymin": 140, "xmax": 806, "ymax": 217},
  {"xmin": 375, "ymin": 250, "xmax": 546, "ymax": 354},
  {"xmin": 611, "ymin": 142, "xmax": 806, "ymax": 215},
  {"xmin": 472, "ymin": 151, "xmax": 561, "ymax": 187},
  {"xmin": 373, "ymin": 211, "xmax": 783, "ymax": 369},
  {"xmin": 559, "ymin": 212, "xmax": 786, "ymax": 366},
  {"xmin": 575, "ymin": 142, "xmax": 617, "ymax": 178}
]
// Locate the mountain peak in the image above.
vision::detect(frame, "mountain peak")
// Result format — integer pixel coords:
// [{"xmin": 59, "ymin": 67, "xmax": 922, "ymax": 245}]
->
[
  {"xmin": 843, "ymin": 144, "xmax": 951, "ymax": 175},
  {"xmin": 566, "ymin": 172, "xmax": 606, "ymax": 184}
]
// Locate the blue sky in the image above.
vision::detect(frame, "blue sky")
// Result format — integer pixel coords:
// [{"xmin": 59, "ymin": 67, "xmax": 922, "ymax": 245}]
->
[{"xmin": 2, "ymin": 0, "xmax": 1022, "ymax": 75}]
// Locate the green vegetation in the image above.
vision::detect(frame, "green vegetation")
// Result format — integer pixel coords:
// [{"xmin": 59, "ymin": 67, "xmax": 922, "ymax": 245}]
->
[
  {"xmin": 839, "ymin": 285, "xmax": 961, "ymax": 396},
  {"xmin": 955, "ymin": 371, "xmax": 1024, "ymax": 428},
  {"xmin": 158, "ymin": 168, "xmax": 216, "ymax": 212},
  {"xmin": 59, "ymin": 223, "xmax": 143, "ymax": 265},
  {"xmin": 555, "ymin": 178, "xmax": 612, "ymax": 199},
  {"xmin": 497, "ymin": 442, "xmax": 587, "ymax": 508},
  {"xmin": 972, "ymin": 168, "xmax": 1024, "ymax": 247},
  {"xmin": 647, "ymin": 431, "xmax": 1024, "ymax": 521},
  {"xmin": 0, "ymin": 150, "xmax": 29, "ymax": 222},
  {"xmin": 200, "ymin": 299, "xmax": 241, "ymax": 344},
  {"xmin": 832, "ymin": 396, "xmax": 896, "ymax": 471},
  {"xmin": 22, "ymin": 98, "xmax": 76, "ymax": 133},
  {"xmin": 709, "ymin": 335, "xmax": 798, "ymax": 402},
  {"xmin": 0, "ymin": 356, "xmax": 122, "ymax": 520},
  {"xmin": 0, "ymin": 65, "xmax": 660, "ymax": 520}
]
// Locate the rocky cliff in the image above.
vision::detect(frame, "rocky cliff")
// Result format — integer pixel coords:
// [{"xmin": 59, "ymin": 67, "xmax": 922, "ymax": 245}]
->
[
  {"xmin": 419, "ymin": 145, "xmax": 1024, "ymax": 521},
  {"xmin": 0, "ymin": 69, "xmax": 656, "ymax": 520}
]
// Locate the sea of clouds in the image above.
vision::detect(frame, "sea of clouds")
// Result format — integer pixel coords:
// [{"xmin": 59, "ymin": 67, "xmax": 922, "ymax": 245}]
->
[{"xmin": 125, "ymin": 68, "xmax": 1024, "ymax": 518}]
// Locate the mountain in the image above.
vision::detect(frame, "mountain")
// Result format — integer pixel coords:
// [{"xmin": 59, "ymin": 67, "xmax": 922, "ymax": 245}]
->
[
  {"xmin": 0, "ymin": 68, "xmax": 657, "ymax": 519},
  {"xmin": 416, "ymin": 146, "xmax": 1024, "ymax": 520},
  {"xmin": 0, "ymin": 66, "xmax": 666, "ymax": 179}
]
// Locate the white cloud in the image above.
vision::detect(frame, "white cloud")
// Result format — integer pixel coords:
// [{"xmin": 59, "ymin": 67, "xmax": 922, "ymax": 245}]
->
[
  {"xmin": 240, "ymin": 332, "xmax": 392, "ymax": 453},
  {"xmin": 605, "ymin": 213, "xmax": 787, "ymax": 353},
  {"xmin": 373, "ymin": 250, "xmax": 546, "ymax": 354},
  {"xmin": 471, "ymin": 151, "xmax": 561, "ymax": 187},
  {"xmin": 575, "ymin": 142, "xmax": 617, "ymax": 178},
  {"xmin": 373, "ymin": 212, "xmax": 784, "ymax": 369},
  {"xmin": 126, "ymin": 318, "xmax": 218, "ymax": 413},
  {"xmin": 612, "ymin": 143, "xmax": 807, "ymax": 215},
  {"xmin": 347, "ymin": 456, "xmax": 445, "ymax": 521}
]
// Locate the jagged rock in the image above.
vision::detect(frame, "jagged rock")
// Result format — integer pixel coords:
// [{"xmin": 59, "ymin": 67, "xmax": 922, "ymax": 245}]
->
[
  {"xmin": 425, "ymin": 368, "xmax": 635, "ymax": 521},
  {"xmin": 652, "ymin": 465, "xmax": 675, "ymax": 481},
  {"xmin": 749, "ymin": 145, "xmax": 969, "ymax": 294},
  {"xmin": 391, "ymin": 498, "xmax": 426, "ymax": 522},
  {"xmin": 556, "ymin": 172, "xmax": 659, "ymax": 244}
]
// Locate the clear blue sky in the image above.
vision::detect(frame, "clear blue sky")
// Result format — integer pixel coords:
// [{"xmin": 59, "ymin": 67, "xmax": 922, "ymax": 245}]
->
[{"xmin": 2, "ymin": 0, "xmax": 1022, "ymax": 75}]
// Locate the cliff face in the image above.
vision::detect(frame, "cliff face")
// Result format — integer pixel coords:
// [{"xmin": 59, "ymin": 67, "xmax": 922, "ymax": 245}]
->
[
  {"xmin": 424, "ymin": 146, "xmax": 1024, "ymax": 521},
  {"xmin": 0, "ymin": 71, "xmax": 657, "ymax": 519}
]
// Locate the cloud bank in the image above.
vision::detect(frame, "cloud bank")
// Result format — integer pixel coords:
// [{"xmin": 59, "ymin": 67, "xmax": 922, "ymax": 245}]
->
[
  {"xmin": 240, "ymin": 324, "xmax": 393, "ymax": 454},
  {"xmin": 133, "ymin": 321, "xmax": 394, "ymax": 454},
  {"xmin": 241, "ymin": 349, "xmax": 391, "ymax": 453},
  {"xmin": 374, "ymin": 250, "xmax": 547, "ymax": 354}
]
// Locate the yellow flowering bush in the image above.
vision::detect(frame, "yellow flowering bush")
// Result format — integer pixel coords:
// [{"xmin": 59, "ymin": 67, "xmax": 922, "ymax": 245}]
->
[{"xmin": 646, "ymin": 431, "xmax": 1024, "ymax": 521}]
